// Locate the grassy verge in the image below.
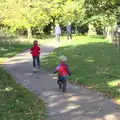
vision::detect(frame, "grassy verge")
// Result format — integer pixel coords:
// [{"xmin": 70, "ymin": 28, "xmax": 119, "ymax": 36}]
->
[
  {"xmin": 0, "ymin": 36, "xmax": 50, "ymax": 119},
  {"xmin": 41, "ymin": 35, "xmax": 120, "ymax": 104},
  {"xmin": 0, "ymin": 68, "xmax": 46, "ymax": 119},
  {"xmin": 0, "ymin": 36, "xmax": 54, "ymax": 64}
]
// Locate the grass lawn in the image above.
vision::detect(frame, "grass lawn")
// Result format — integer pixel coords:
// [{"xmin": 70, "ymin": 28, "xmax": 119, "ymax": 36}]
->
[
  {"xmin": 41, "ymin": 35, "xmax": 120, "ymax": 103},
  {"xmin": 0, "ymin": 68, "xmax": 46, "ymax": 119},
  {"xmin": 0, "ymin": 36, "xmax": 54, "ymax": 64},
  {"xmin": 0, "ymin": 36, "xmax": 51, "ymax": 119}
]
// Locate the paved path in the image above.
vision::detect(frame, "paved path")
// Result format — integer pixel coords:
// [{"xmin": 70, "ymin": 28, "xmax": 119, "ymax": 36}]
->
[{"xmin": 3, "ymin": 42, "xmax": 120, "ymax": 120}]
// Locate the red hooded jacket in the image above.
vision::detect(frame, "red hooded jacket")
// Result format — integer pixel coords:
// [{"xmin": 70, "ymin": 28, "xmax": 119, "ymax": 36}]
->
[
  {"xmin": 30, "ymin": 45, "xmax": 40, "ymax": 57},
  {"xmin": 54, "ymin": 62, "xmax": 71, "ymax": 77}
]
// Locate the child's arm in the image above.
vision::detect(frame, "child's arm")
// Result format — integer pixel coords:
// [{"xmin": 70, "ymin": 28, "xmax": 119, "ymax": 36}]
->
[
  {"xmin": 53, "ymin": 64, "xmax": 60, "ymax": 74},
  {"xmin": 66, "ymin": 64, "xmax": 71, "ymax": 76},
  {"xmin": 30, "ymin": 47, "xmax": 33, "ymax": 54}
]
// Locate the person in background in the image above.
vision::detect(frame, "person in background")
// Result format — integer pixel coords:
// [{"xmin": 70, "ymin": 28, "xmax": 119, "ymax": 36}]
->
[
  {"xmin": 30, "ymin": 40, "xmax": 41, "ymax": 73},
  {"xmin": 53, "ymin": 55, "xmax": 71, "ymax": 92},
  {"xmin": 54, "ymin": 24, "xmax": 61, "ymax": 42},
  {"xmin": 66, "ymin": 22, "xmax": 72, "ymax": 41}
]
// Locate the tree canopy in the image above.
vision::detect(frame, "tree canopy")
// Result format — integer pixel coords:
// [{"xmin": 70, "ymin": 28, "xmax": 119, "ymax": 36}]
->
[{"xmin": 0, "ymin": 0, "xmax": 120, "ymax": 37}]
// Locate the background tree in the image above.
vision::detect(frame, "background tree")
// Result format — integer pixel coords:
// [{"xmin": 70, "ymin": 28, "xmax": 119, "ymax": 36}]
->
[{"xmin": 0, "ymin": 0, "xmax": 120, "ymax": 39}]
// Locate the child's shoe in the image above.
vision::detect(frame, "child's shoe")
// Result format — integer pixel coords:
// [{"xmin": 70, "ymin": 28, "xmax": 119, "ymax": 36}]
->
[
  {"xmin": 63, "ymin": 88, "xmax": 66, "ymax": 92},
  {"xmin": 33, "ymin": 68, "xmax": 36, "ymax": 73}
]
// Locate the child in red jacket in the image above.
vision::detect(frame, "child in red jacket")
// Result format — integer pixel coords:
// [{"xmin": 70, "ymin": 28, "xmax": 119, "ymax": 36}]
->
[
  {"xmin": 30, "ymin": 40, "xmax": 41, "ymax": 73},
  {"xmin": 53, "ymin": 55, "xmax": 71, "ymax": 92}
]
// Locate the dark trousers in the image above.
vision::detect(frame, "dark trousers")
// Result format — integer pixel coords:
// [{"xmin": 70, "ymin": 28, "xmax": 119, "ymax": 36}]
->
[
  {"xmin": 67, "ymin": 32, "xmax": 72, "ymax": 40},
  {"xmin": 33, "ymin": 56, "xmax": 40, "ymax": 68},
  {"xmin": 57, "ymin": 77, "xmax": 67, "ymax": 91}
]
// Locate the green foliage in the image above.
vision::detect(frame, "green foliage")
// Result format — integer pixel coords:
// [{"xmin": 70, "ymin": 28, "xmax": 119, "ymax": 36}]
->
[{"xmin": 0, "ymin": 0, "xmax": 119, "ymax": 35}]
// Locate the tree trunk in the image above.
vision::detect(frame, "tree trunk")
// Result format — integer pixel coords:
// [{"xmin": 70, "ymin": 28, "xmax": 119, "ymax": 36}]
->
[
  {"xmin": 51, "ymin": 17, "xmax": 56, "ymax": 35},
  {"xmin": 105, "ymin": 26, "xmax": 113, "ymax": 42},
  {"xmin": 103, "ymin": 26, "xmax": 107, "ymax": 38},
  {"xmin": 27, "ymin": 27, "xmax": 32, "ymax": 39},
  {"xmin": 75, "ymin": 24, "xmax": 78, "ymax": 35}
]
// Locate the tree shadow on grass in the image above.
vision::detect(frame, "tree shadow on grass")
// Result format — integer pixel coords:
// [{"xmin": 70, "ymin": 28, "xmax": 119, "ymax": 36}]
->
[
  {"xmin": 0, "ymin": 36, "xmax": 32, "ymax": 62},
  {"xmin": 33, "ymin": 34, "xmax": 54, "ymax": 40},
  {"xmin": 3, "ymin": 43, "xmax": 120, "ymax": 120},
  {"xmin": 41, "ymin": 42, "xmax": 120, "ymax": 99}
]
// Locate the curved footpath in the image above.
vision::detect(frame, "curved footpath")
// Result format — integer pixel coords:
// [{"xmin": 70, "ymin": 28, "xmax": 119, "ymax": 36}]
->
[{"xmin": 3, "ymin": 42, "xmax": 120, "ymax": 120}]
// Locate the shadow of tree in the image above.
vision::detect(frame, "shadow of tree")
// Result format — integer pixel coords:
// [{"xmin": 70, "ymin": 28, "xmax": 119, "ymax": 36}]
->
[
  {"xmin": 41, "ymin": 42, "xmax": 120, "ymax": 99},
  {"xmin": 0, "ymin": 36, "xmax": 32, "ymax": 63},
  {"xmin": 3, "ymin": 43, "xmax": 120, "ymax": 120}
]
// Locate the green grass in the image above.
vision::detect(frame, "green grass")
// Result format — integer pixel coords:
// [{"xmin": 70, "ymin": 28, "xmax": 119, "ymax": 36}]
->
[
  {"xmin": 0, "ymin": 68, "xmax": 46, "ymax": 119},
  {"xmin": 41, "ymin": 35, "xmax": 120, "ymax": 102},
  {"xmin": 0, "ymin": 36, "xmax": 50, "ymax": 119},
  {"xmin": 0, "ymin": 36, "xmax": 54, "ymax": 64}
]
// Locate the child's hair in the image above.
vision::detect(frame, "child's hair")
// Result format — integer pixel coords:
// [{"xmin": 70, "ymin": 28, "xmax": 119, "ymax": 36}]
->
[
  {"xmin": 59, "ymin": 55, "xmax": 67, "ymax": 62},
  {"xmin": 33, "ymin": 40, "xmax": 38, "ymax": 45}
]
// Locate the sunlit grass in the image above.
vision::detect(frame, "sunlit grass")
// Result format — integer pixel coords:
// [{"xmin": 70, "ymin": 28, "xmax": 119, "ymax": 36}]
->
[
  {"xmin": 108, "ymin": 80, "xmax": 120, "ymax": 87},
  {"xmin": 0, "ymin": 68, "xmax": 47, "ymax": 120},
  {"xmin": 0, "ymin": 36, "xmax": 48, "ymax": 119},
  {"xmin": 41, "ymin": 35, "xmax": 120, "ymax": 103},
  {"xmin": 0, "ymin": 36, "xmax": 54, "ymax": 64}
]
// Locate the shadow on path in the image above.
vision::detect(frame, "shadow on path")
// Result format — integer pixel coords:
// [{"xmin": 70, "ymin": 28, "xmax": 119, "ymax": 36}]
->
[{"xmin": 3, "ymin": 43, "xmax": 120, "ymax": 120}]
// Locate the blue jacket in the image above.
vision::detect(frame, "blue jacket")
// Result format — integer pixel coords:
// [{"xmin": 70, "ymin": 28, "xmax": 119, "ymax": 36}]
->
[{"xmin": 66, "ymin": 25, "xmax": 71, "ymax": 32}]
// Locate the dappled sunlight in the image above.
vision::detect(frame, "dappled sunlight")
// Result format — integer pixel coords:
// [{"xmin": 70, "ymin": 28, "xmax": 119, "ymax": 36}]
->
[
  {"xmin": 42, "ymin": 91, "xmax": 58, "ymax": 97},
  {"xmin": 0, "ymin": 58, "xmax": 8, "ymax": 64},
  {"xmin": 94, "ymin": 118, "xmax": 102, "ymax": 120},
  {"xmin": 48, "ymin": 102, "xmax": 61, "ymax": 107},
  {"xmin": 40, "ymin": 80, "xmax": 120, "ymax": 119},
  {"xmin": 0, "ymin": 47, "xmax": 8, "ymax": 51},
  {"xmin": 48, "ymin": 98, "xmax": 67, "ymax": 107},
  {"xmin": 4, "ymin": 59, "xmax": 29, "ymax": 65},
  {"xmin": 42, "ymin": 87, "xmax": 120, "ymax": 119},
  {"xmin": 0, "ymin": 87, "xmax": 13, "ymax": 92},
  {"xmin": 65, "ymin": 93, "xmax": 74, "ymax": 97},
  {"xmin": 60, "ymin": 103, "xmax": 81, "ymax": 113},
  {"xmin": 49, "ymin": 94, "xmax": 60, "ymax": 100},
  {"xmin": 107, "ymin": 80, "xmax": 120, "ymax": 87},
  {"xmin": 67, "ymin": 96, "xmax": 80, "ymax": 102},
  {"xmin": 85, "ymin": 58, "xmax": 95, "ymax": 63},
  {"xmin": 2, "ymin": 36, "xmax": 120, "ymax": 119},
  {"xmin": 72, "ymin": 110, "xmax": 85, "ymax": 116},
  {"xmin": 103, "ymin": 114, "xmax": 118, "ymax": 120},
  {"xmin": 4, "ymin": 52, "xmax": 17, "ymax": 57},
  {"xmin": 112, "ymin": 99, "xmax": 120, "ymax": 105},
  {"xmin": 9, "ymin": 56, "xmax": 31, "ymax": 60},
  {"xmin": 44, "ymin": 41, "xmax": 120, "ymax": 101},
  {"xmin": 52, "ymin": 76, "xmax": 58, "ymax": 80},
  {"xmin": 67, "ymin": 103, "xmax": 80, "ymax": 110}
]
